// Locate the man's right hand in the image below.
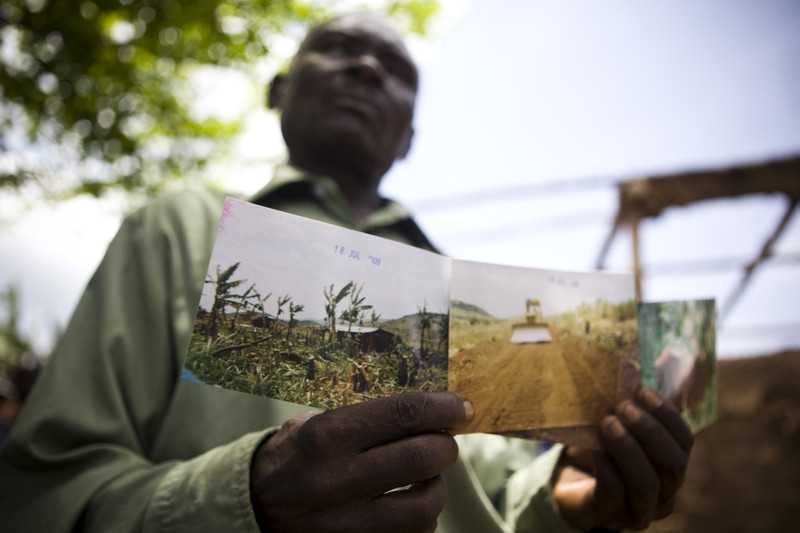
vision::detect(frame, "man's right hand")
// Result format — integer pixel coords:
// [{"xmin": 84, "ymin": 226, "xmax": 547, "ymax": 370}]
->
[{"xmin": 250, "ymin": 392, "xmax": 474, "ymax": 533}]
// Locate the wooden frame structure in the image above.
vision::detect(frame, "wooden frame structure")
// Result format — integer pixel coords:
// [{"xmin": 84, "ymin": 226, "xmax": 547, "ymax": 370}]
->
[{"xmin": 595, "ymin": 155, "xmax": 800, "ymax": 320}]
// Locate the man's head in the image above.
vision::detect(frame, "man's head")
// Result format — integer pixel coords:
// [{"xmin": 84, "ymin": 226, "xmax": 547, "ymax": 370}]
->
[{"xmin": 268, "ymin": 13, "xmax": 418, "ymax": 190}]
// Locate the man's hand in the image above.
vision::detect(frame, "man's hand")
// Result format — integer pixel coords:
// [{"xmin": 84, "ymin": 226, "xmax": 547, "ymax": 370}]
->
[
  {"xmin": 552, "ymin": 388, "xmax": 694, "ymax": 531},
  {"xmin": 250, "ymin": 392, "xmax": 474, "ymax": 533}
]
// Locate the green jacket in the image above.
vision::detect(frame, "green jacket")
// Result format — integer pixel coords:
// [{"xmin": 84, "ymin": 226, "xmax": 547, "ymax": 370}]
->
[{"xmin": 0, "ymin": 166, "xmax": 580, "ymax": 533}]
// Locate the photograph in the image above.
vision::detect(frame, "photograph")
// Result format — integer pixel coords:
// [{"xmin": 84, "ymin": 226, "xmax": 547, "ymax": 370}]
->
[
  {"xmin": 183, "ymin": 199, "xmax": 716, "ymax": 441},
  {"xmin": 184, "ymin": 198, "xmax": 451, "ymax": 409},
  {"xmin": 638, "ymin": 300, "xmax": 718, "ymax": 432},
  {"xmin": 448, "ymin": 260, "xmax": 637, "ymax": 442}
]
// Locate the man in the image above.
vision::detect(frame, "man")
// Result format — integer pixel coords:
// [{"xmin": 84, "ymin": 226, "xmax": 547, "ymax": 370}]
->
[{"xmin": 0, "ymin": 13, "xmax": 692, "ymax": 532}]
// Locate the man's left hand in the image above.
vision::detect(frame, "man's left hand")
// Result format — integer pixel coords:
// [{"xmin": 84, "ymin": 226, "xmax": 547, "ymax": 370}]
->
[{"xmin": 552, "ymin": 388, "xmax": 694, "ymax": 531}]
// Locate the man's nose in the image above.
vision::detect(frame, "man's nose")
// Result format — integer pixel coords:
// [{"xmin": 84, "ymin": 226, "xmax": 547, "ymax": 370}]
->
[{"xmin": 345, "ymin": 54, "xmax": 384, "ymax": 86}]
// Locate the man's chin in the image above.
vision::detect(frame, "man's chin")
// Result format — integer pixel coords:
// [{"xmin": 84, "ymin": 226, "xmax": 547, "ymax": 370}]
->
[
  {"xmin": 315, "ymin": 128, "xmax": 379, "ymax": 159},
  {"xmin": 292, "ymin": 135, "xmax": 381, "ymax": 177}
]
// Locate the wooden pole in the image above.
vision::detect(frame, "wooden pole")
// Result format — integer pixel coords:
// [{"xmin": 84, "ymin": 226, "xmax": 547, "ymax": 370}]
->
[
  {"xmin": 720, "ymin": 197, "xmax": 798, "ymax": 321},
  {"xmin": 595, "ymin": 217, "xmax": 621, "ymax": 270},
  {"xmin": 631, "ymin": 219, "xmax": 642, "ymax": 301}
]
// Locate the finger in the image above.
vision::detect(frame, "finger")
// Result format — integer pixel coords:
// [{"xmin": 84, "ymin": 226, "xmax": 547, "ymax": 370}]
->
[
  {"xmin": 325, "ymin": 432, "xmax": 459, "ymax": 499},
  {"xmin": 600, "ymin": 415, "xmax": 660, "ymax": 530},
  {"xmin": 560, "ymin": 445, "xmax": 594, "ymax": 473},
  {"xmin": 589, "ymin": 449, "xmax": 628, "ymax": 530},
  {"xmin": 300, "ymin": 392, "xmax": 473, "ymax": 454},
  {"xmin": 655, "ymin": 494, "xmax": 677, "ymax": 519},
  {"xmin": 619, "ymin": 398, "xmax": 691, "ymax": 509},
  {"xmin": 342, "ymin": 475, "xmax": 447, "ymax": 533},
  {"xmin": 636, "ymin": 388, "xmax": 695, "ymax": 452}
]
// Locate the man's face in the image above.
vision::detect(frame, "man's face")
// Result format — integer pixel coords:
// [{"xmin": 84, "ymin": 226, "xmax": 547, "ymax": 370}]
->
[{"xmin": 274, "ymin": 14, "xmax": 418, "ymax": 181}]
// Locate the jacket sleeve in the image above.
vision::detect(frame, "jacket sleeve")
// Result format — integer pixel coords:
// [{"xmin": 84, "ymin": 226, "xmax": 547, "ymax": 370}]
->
[{"xmin": 0, "ymin": 190, "xmax": 265, "ymax": 532}]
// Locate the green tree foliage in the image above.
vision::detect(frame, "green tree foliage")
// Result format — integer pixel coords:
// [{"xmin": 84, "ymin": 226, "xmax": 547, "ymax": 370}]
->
[
  {"xmin": 253, "ymin": 289, "xmax": 272, "ymax": 326},
  {"xmin": 416, "ymin": 300, "xmax": 430, "ymax": 362},
  {"xmin": 340, "ymin": 282, "xmax": 372, "ymax": 332},
  {"xmin": 285, "ymin": 299, "xmax": 303, "ymax": 339},
  {"xmin": 323, "ymin": 280, "xmax": 352, "ymax": 342},
  {"xmin": 0, "ymin": 285, "xmax": 32, "ymax": 376},
  {"xmin": 205, "ymin": 261, "xmax": 244, "ymax": 339},
  {"xmin": 229, "ymin": 282, "xmax": 257, "ymax": 329},
  {"xmin": 368, "ymin": 309, "xmax": 381, "ymax": 326},
  {"xmin": 275, "ymin": 293, "xmax": 291, "ymax": 320},
  {"xmin": 0, "ymin": 0, "xmax": 440, "ymax": 202}
]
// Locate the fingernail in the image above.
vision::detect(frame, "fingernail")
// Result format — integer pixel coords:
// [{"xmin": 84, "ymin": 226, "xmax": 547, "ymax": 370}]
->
[
  {"xmin": 603, "ymin": 417, "xmax": 625, "ymax": 438},
  {"xmin": 621, "ymin": 402, "xmax": 641, "ymax": 422},
  {"xmin": 639, "ymin": 388, "xmax": 663, "ymax": 410},
  {"xmin": 463, "ymin": 400, "xmax": 475, "ymax": 422}
]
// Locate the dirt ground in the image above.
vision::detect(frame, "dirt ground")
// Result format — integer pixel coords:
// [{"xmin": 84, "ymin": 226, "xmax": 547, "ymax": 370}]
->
[
  {"xmin": 645, "ymin": 350, "xmax": 800, "ymax": 533},
  {"xmin": 449, "ymin": 325, "xmax": 622, "ymax": 438}
]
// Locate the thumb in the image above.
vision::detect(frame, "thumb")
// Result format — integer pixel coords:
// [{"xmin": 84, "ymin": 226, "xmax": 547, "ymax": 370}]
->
[{"xmin": 552, "ymin": 463, "xmax": 598, "ymax": 531}]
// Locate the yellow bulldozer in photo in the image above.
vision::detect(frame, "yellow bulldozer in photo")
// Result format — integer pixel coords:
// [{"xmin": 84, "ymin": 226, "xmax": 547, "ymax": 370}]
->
[{"xmin": 511, "ymin": 299, "xmax": 552, "ymax": 344}]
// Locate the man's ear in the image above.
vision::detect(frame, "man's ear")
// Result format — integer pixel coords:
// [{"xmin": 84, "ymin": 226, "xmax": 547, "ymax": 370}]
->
[
  {"xmin": 395, "ymin": 125, "xmax": 414, "ymax": 160},
  {"xmin": 267, "ymin": 73, "xmax": 287, "ymax": 110}
]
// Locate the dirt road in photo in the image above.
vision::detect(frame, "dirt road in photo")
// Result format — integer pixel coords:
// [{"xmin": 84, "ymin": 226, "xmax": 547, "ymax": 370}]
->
[{"xmin": 449, "ymin": 325, "xmax": 620, "ymax": 434}]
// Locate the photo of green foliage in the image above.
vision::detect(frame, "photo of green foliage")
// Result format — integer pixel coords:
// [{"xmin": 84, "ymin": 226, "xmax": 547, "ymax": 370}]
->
[
  {"xmin": 183, "ymin": 198, "xmax": 451, "ymax": 410},
  {"xmin": 186, "ymin": 266, "xmax": 449, "ymax": 410},
  {"xmin": 638, "ymin": 300, "xmax": 717, "ymax": 432}
]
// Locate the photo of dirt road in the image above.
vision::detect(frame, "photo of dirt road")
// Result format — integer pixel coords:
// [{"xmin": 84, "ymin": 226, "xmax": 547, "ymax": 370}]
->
[
  {"xmin": 447, "ymin": 260, "xmax": 638, "ymax": 444},
  {"xmin": 448, "ymin": 301, "xmax": 638, "ymax": 443}
]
